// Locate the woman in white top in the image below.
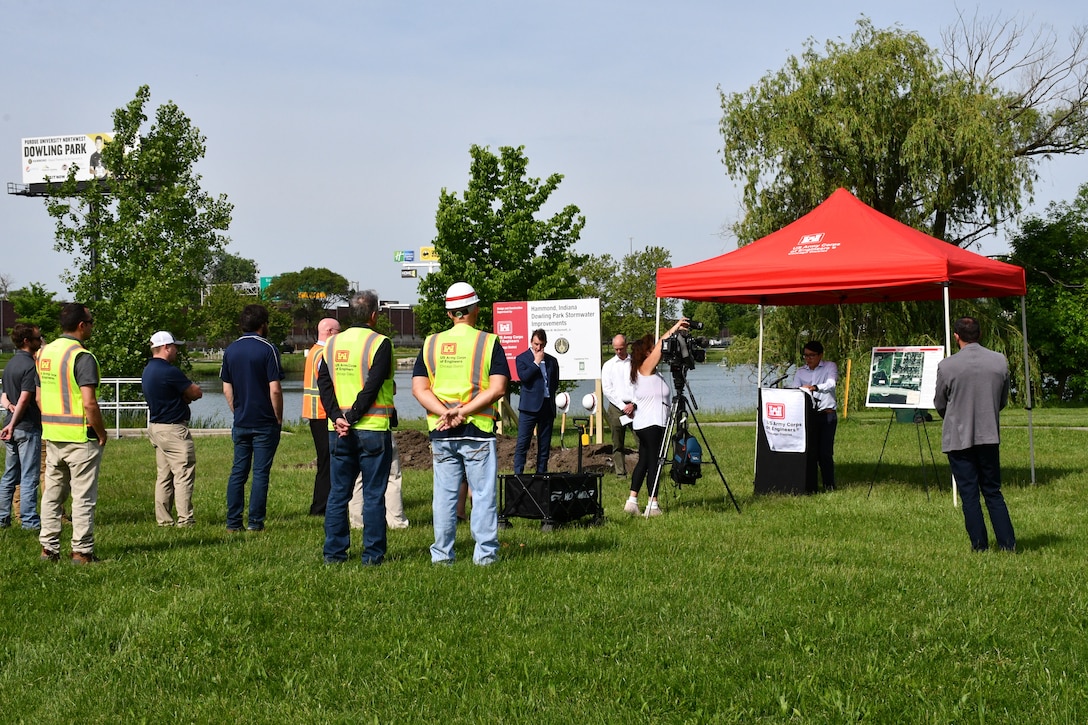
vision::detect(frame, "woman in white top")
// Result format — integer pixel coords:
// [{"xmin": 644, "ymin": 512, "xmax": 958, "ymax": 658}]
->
[{"xmin": 624, "ymin": 318, "xmax": 689, "ymax": 516}]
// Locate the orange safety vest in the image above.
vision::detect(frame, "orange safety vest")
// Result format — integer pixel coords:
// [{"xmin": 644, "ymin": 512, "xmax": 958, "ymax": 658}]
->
[{"xmin": 302, "ymin": 341, "xmax": 326, "ymax": 420}]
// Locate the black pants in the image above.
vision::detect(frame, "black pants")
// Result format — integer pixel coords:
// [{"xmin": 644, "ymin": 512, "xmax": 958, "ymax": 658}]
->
[
  {"xmin": 309, "ymin": 417, "xmax": 331, "ymax": 515},
  {"xmin": 806, "ymin": 411, "xmax": 837, "ymax": 491},
  {"xmin": 631, "ymin": 425, "xmax": 665, "ymax": 496}
]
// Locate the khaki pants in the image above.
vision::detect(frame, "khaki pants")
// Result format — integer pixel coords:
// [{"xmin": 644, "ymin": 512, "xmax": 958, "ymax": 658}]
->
[
  {"xmin": 39, "ymin": 440, "xmax": 103, "ymax": 555},
  {"xmin": 605, "ymin": 403, "xmax": 630, "ymax": 475},
  {"xmin": 350, "ymin": 434, "xmax": 408, "ymax": 529},
  {"xmin": 148, "ymin": 422, "xmax": 197, "ymax": 525}
]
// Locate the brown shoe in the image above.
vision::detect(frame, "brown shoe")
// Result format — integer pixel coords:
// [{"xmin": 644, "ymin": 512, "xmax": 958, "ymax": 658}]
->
[
  {"xmin": 70, "ymin": 551, "xmax": 101, "ymax": 565},
  {"xmin": 40, "ymin": 548, "xmax": 60, "ymax": 562}
]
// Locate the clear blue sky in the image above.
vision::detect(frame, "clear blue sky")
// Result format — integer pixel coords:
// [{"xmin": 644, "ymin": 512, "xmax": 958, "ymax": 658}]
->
[{"xmin": 2, "ymin": 1, "xmax": 1083, "ymax": 303}]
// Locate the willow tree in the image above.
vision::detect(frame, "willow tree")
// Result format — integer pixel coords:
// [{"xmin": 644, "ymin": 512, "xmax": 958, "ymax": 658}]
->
[
  {"xmin": 415, "ymin": 145, "xmax": 586, "ymax": 335},
  {"xmin": 718, "ymin": 16, "xmax": 1088, "ymax": 401},
  {"xmin": 46, "ymin": 85, "xmax": 233, "ymax": 376}
]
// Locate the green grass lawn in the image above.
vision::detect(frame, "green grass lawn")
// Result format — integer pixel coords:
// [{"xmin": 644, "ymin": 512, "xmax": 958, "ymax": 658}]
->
[{"xmin": 2, "ymin": 414, "xmax": 1086, "ymax": 723}]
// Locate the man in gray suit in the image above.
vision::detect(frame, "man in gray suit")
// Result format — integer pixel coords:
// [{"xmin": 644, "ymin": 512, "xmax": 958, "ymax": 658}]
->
[{"xmin": 934, "ymin": 316, "xmax": 1015, "ymax": 552}]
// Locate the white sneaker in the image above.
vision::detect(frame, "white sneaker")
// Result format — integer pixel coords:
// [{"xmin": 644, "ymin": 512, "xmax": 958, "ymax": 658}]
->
[
  {"xmin": 645, "ymin": 504, "xmax": 663, "ymax": 517},
  {"xmin": 623, "ymin": 499, "xmax": 641, "ymax": 516}
]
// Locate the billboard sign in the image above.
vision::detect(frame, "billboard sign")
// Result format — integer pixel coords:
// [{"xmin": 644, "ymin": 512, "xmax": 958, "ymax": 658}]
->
[
  {"xmin": 420, "ymin": 246, "xmax": 439, "ymax": 262},
  {"xmin": 394, "ymin": 250, "xmax": 415, "ymax": 262},
  {"xmin": 493, "ymin": 298, "xmax": 601, "ymax": 381},
  {"xmin": 22, "ymin": 133, "xmax": 113, "ymax": 184},
  {"xmin": 401, "ymin": 268, "xmax": 418, "ymax": 278}
]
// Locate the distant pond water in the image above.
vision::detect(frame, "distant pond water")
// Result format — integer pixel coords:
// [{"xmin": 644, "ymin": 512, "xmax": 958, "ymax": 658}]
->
[{"xmin": 188, "ymin": 363, "xmax": 778, "ymax": 427}]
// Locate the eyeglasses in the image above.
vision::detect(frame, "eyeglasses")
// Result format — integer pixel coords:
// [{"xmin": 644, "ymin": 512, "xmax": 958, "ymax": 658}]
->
[
  {"xmin": 82, "ymin": 318, "xmax": 95, "ymax": 326},
  {"xmin": 802, "ymin": 352, "xmax": 820, "ymax": 358}
]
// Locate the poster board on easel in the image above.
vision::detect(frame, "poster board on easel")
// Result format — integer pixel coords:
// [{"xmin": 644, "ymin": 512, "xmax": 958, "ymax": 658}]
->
[{"xmin": 866, "ymin": 346, "xmax": 945, "ymax": 410}]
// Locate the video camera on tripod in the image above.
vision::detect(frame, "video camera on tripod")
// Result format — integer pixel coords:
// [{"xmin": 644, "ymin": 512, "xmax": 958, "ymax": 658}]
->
[{"xmin": 659, "ymin": 320, "xmax": 709, "ymax": 373}]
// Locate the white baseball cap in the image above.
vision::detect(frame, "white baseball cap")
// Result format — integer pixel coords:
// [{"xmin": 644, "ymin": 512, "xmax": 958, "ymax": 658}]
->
[{"xmin": 150, "ymin": 331, "xmax": 181, "ymax": 347}]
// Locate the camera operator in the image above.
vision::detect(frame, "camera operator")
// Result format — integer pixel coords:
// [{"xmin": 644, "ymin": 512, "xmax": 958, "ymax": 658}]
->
[{"xmin": 623, "ymin": 318, "xmax": 689, "ymax": 517}]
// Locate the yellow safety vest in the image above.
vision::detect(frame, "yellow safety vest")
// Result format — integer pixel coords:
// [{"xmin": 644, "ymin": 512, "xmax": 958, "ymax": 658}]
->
[
  {"xmin": 38, "ymin": 336, "xmax": 98, "ymax": 442},
  {"xmin": 302, "ymin": 342, "xmax": 326, "ymax": 420},
  {"xmin": 323, "ymin": 327, "xmax": 394, "ymax": 431},
  {"xmin": 422, "ymin": 324, "xmax": 498, "ymax": 433}
]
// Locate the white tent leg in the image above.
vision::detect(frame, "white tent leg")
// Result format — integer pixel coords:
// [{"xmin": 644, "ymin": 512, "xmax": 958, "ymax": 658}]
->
[
  {"xmin": 943, "ymin": 284, "xmax": 958, "ymax": 508},
  {"xmin": 753, "ymin": 304, "xmax": 765, "ymax": 472},
  {"xmin": 1021, "ymin": 296, "xmax": 1036, "ymax": 484},
  {"xmin": 655, "ymin": 297, "xmax": 661, "ymax": 340}
]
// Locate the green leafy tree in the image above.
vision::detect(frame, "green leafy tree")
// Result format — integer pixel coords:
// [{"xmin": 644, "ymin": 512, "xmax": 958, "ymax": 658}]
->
[
  {"xmin": 45, "ymin": 85, "xmax": 232, "ymax": 376},
  {"xmin": 583, "ymin": 247, "xmax": 678, "ymax": 343},
  {"xmin": 1009, "ymin": 183, "xmax": 1088, "ymax": 401},
  {"xmin": 9, "ymin": 283, "xmax": 62, "ymax": 341},
  {"xmin": 193, "ymin": 285, "xmax": 250, "ymax": 349},
  {"xmin": 416, "ymin": 145, "xmax": 586, "ymax": 335},
  {"xmin": 206, "ymin": 250, "xmax": 259, "ymax": 285},
  {"xmin": 263, "ymin": 267, "xmax": 351, "ymax": 338}
]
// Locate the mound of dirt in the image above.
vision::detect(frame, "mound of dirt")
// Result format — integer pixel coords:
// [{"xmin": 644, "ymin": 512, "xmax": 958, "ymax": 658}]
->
[{"xmin": 393, "ymin": 429, "xmax": 634, "ymax": 474}]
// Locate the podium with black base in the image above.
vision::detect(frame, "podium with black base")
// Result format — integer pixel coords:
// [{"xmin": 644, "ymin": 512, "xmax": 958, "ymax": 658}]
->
[
  {"xmin": 754, "ymin": 388, "xmax": 819, "ymax": 495},
  {"xmin": 498, "ymin": 473, "xmax": 605, "ymax": 531}
]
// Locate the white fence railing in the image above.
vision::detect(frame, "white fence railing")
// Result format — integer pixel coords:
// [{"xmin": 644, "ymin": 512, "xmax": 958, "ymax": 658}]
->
[{"xmin": 98, "ymin": 377, "xmax": 149, "ymax": 437}]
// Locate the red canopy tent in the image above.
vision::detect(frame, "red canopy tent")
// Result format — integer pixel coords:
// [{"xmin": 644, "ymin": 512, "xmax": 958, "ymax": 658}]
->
[
  {"xmin": 655, "ymin": 188, "xmax": 1034, "ymax": 486},
  {"xmin": 657, "ymin": 188, "xmax": 1026, "ymax": 305}
]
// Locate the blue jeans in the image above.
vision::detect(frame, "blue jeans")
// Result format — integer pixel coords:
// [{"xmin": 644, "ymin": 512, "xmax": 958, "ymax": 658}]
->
[
  {"xmin": 431, "ymin": 438, "xmax": 498, "ymax": 565},
  {"xmin": 0, "ymin": 428, "xmax": 42, "ymax": 529},
  {"xmin": 226, "ymin": 426, "xmax": 281, "ymax": 530},
  {"xmin": 325, "ymin": 428, "xmax": 391, "ymax": 564},
  {"xmin": 948, "ymin": 444, "xmax": 1015, "ymax": 551}
]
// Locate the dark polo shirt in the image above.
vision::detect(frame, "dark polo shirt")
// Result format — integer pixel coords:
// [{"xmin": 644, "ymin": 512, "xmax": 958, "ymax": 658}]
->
[
  {"xmin": 219, "ymin": 333, "xmax": 284, "ymax": 428},
  {"xmin": 142, "ymin": 357, "xmax": 194, "ymax": 424}
]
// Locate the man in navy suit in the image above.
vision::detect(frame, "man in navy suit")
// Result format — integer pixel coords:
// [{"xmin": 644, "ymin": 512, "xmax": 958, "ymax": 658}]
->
[{"xmin": 514, "ymin": 329, "xmax": 560, "ymax": 475}]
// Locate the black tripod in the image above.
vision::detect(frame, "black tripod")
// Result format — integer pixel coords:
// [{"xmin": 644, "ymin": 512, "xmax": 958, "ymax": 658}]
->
[
  {"xmin": 868, "ymin": 409, "xmax": 940, "ymax": 501},
  {"xmin": 647, "ymin": 368, "xmax": 741, "ymax": 514}
]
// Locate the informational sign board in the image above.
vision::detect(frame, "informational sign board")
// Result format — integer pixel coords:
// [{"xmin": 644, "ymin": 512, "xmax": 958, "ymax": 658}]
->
[
  {"xmin": 493, "ymin": 298, "xmax": 601, "ymax": 381},
  {"xmin": 22, "ymin": 133, "xmax": 113, "ymax": 184},
  {"xmin": 394, "ymin": 250, "xmax": 415, "ymax": 262},
  {"xmin": 400, "ymin": 268, "xmax": 417, "ymax": 278},
  {"xmin": 866, "ymin": 346, "xmax": 945, "ymax": 409},
  {"xmin": 420, "ymin": 246, "xmax": 439, "ymax": 261}
]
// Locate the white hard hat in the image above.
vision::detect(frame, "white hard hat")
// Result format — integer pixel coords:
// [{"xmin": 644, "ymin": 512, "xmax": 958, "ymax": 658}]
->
[
  {"xmin": 581, "ymin": 393, "xmax": 597, "ymax": 414},
  {"xmin": 555, "ymin": 392, "xmax": 570, "ymax": 413},
  {"xmin": 445, "ymin": 281, "xmax": 479, "ymax": 310}
]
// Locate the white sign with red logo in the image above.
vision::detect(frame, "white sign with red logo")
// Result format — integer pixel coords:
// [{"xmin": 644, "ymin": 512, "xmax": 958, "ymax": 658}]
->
[
  {"xmin": 493, "ymin": 298, "xmax": 601, "ymax": 381},
  {"xmin": 761, "ymin": 388, "xmax": 807, "ymax": 452}
]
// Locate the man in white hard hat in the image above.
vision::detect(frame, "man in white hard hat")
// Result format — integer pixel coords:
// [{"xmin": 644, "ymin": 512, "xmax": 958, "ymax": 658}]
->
[{"xmin": 412, "ymin": 282, "xmax": 509, "ymax": 565}]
